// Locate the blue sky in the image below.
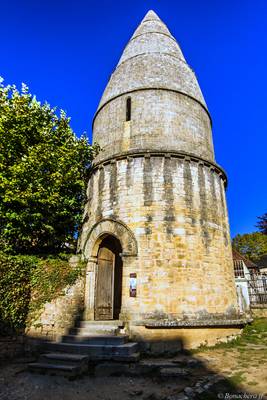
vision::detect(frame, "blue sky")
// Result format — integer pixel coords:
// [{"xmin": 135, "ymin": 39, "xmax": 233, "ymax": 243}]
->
[{"xmin": 1, "ymin": 0, "xmax": 266, "ymax": 237}]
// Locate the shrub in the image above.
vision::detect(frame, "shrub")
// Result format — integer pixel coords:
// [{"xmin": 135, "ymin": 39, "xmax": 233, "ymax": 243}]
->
[{"xmin": 0, "ymin": 252, "xmax": 85, "ymax": 334}]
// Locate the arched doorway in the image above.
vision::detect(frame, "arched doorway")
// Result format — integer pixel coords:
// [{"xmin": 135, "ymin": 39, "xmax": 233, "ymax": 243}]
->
[{"xmin": 95, "ymin": 235, "xmax": 122, "ymax": 320}]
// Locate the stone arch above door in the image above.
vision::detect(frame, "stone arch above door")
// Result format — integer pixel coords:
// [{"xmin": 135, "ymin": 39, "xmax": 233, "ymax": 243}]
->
[{"xmin": 82, "ymin": 218, "xmax": 138, "ymax": 259}]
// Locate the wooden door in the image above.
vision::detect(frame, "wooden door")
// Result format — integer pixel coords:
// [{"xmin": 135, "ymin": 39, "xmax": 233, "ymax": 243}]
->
[{"xmin": 95, "ymin": 246, "xmax": 115, "ymax": 320}]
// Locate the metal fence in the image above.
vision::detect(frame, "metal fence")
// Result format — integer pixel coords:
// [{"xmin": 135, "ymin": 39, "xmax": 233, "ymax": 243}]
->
[
  {"xmin": 234, "ymin": 260, "xmax": 245, "ymax": 278},
  {"xmin": 246, "ymin": 273, "xmax": 267, "ymax": 305}
]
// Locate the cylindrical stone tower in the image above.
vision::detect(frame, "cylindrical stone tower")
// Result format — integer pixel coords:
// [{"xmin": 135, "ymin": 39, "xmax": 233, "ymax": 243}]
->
[{"xmin": 79, "ymin": 10, "xmax": 245, "ymax": 349}]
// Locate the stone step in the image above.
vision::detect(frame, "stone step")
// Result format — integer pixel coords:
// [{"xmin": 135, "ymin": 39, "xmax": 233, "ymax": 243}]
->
[
  {"xmin": 69, "ymin": 327, "xmax": 120, "ymax": 336},
  {"xmin": 93, "ymin": 360, "xmax": 189, "ymax": 377},
  {"xmin": 39, "ymin": 352, "xmax": 88, "ymax": 366},
  {"xmin": 159, "ymin": 367, "xmax": 189, "ymax": 377},
  {"xmin": 28, "ymin": 362, "xmax": 85, "ymax": 378},
  {"xmin": 94, "ymin": 352, "xmax": 140, "ymax": 363},
  {"xmin": 78, "ymin": 324, "xmax": 120, "ymax": 330},
  {"xmin": 77, "ymin": 320, "xmax": 123, "ymax": 328},
  {"xmin": 43, "ymin": 342, "xmax": 139, "ymax": 360},
  {"xmin": 61, "ymin": 334, "xmax": 129, "ymax": 345}
]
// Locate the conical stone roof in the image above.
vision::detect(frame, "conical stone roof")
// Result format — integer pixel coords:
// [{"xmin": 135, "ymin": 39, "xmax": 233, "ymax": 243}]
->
[
  {"xmin": 96, "ymin": 10, "xmax": 208, "ymax": 113},
  {"xmin": 118, "ymin": 10, "xmax": 186, "ymax": 65}
]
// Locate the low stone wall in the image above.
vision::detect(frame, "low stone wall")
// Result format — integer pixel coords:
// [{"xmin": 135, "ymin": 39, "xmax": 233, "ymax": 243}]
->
[
  {"xmin": 27, "ymin": 257, "xmax": 85, "ymax": 341},
  {"xmin": 27, "ymin": 276, "xmax": 85, "ymax": 341},
  {"xmin": 0, "ymin": 336, "xmax": 25, "ymax": 362},
  {"xmin": 129, "ymin": 324, "xmax": 243, "ymax": 353},
  {"xmin": 0, "ymin": 257, "xmax": 86, "ymax": 359},
  {"xmin": 251, "ymin": 305, "xmax": 267, "ymax": 318}
]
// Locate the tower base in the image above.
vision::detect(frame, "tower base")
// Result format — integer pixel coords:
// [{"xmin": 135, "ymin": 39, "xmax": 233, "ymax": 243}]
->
[{"xmin": 127, "ymin": 318, "xmax": 251, "ymax": 353}]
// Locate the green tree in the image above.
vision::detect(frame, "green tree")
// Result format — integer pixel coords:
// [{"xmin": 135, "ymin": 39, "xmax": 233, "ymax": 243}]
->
[
  {"xmin": 256, "ymin": 212, "xmax": 267, "ymax": 235},
  {"xmin": 232, "ymin": 232, "xmax": 267, "ymax": 262},
  {"xmin": 0, "ymin": 78, "xmax": 98, "ymax": 253}
]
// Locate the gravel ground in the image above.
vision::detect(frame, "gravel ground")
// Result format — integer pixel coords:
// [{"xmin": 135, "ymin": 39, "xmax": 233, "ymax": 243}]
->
[{"xmin": 0, "ymin": 346, "xmax": 266, "ymax": 400}]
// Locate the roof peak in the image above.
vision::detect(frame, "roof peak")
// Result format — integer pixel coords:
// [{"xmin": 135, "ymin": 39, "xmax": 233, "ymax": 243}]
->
[
  {"xmin": 97, "ymin": 11, "xmax": 208, "ymax": 114},
  {"xmin": 142, "ymin": 10, "xmax": 162, "ymax": 22},
  {"xmin": 117, "ymin": 9, "xmax": 183, "ymax": 67}
]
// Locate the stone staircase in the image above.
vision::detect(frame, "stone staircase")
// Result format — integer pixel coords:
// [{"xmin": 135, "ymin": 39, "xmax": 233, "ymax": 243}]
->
[
  {"xmin": 28, "ymin": 320, "xmax": 140, "ymax": 377},
  {"xmin": 69, "ymin": 319, "xmax": 123, "ymax": 336},
  {"xmin": 28, "ymin": 353, "xmax": 89, "ymax": 378}
]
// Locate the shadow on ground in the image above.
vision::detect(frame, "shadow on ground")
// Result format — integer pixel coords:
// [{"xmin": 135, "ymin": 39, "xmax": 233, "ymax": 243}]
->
[{"xmin": 1, "ymin": 322, "xmax": 267, "ymax": 400}]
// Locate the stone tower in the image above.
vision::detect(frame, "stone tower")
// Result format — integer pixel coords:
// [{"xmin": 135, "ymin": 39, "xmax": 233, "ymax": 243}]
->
[{"xmin": 79, "ymin": 10, "xmax": 244, "ymax": 349}]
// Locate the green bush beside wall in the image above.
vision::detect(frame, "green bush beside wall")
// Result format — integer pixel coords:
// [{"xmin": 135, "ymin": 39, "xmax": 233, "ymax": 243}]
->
[{"xmin": 0, "ymin": 252, "xmax": 84, "ymax": 334}]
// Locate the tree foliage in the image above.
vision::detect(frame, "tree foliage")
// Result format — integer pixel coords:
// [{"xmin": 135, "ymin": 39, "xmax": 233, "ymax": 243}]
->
[
  {"xmin": 0, "ymin": 78, "xmax": 98, "ymax": 253},
  {"xmin": 256, "ymin": 212, "xmax": 267, "ymax": 235},
  {"xmin": 232, "ymin": 232, "xmax": 267, "ymax": 262},
  {"xmin": 0, "ymin": 252, "xmax": 34, "ymax": 333}
]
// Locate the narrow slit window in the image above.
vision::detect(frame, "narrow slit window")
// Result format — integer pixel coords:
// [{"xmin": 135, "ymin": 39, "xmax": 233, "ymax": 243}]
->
[{"xmin": 126, "ymin": 97, "xmax": 131, "ymax": 121}]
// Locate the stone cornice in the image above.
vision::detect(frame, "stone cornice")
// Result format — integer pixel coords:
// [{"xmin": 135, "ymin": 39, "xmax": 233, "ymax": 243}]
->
[
  {"xmin": 90, "ymin": 149, "xmax": 228, "ymax": 187},
  {"xmin": 132, "ymin": 318, "xmax": 252, "ymax": 328}
]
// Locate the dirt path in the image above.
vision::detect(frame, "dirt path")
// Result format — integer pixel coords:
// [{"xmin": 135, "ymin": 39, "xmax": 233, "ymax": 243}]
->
[
  {"xmin": 0, "ymin": 350, "xmax": 266, "ymax": 400},
  {"xmin": 1, "ymin": 320, "xmax": 267, "ymax": 400}
]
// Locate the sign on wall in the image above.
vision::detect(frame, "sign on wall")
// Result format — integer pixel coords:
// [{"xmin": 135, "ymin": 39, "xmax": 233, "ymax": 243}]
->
[{"xmin": 129, "ymin": 273, "xmax": 137, "ymax": 297}]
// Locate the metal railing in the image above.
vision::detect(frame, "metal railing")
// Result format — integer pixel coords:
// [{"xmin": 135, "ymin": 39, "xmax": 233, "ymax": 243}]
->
[
  {"xmin": 234, "ymin": 260, "xmax": 245, "ymax": 278},
  {"xmin": 246, "ymin": 273, "xmax": 267, "ymax": 305}
]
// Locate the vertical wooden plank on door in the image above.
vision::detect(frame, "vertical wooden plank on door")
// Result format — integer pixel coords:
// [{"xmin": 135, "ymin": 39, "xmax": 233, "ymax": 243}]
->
[{"xmin": 95, "ymin": 247, "xmax": 115, "ymax": 320}]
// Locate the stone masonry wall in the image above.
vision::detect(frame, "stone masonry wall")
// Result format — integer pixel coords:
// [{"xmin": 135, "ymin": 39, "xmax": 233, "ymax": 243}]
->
[
  {"xmin": 80, "ymin": 154, "xmax": 238, "ymax": 323},
  {"xmin": 251, "ymin": 306, "xmax": 267, "ymax": 318},
  {"xmin": 79, "ymin": 10, "xmax": 241, "ymax": 343},
  {"xmin": 0, "ymin": 336, "xmax": 25, "ymax": 361},
  {"xmin": 94, "ymin": 90, "xmax": 214, "ymax": 164},
  {"xmin": 27, "ymin": 273, "xmax": 85, "ymax": 341}
]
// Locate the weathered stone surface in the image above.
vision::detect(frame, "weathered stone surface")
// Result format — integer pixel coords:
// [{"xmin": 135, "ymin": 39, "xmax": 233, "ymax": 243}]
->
[
  {"xmin": 27, "ymin": 274, "xmax": 84, "ymax": 341},
  {"xmin": 97, "ymin": 11, "xmax": 207, "ymax": 110},
  {"xmin": 159, "ymin": 367, "xmax": 188, "ymax": 377},
  {"xmin": 80, "ymin": 157, "xmax": 238, "ymax": 322},
  {"xmin": 78, "ymin": 10, "xmax": 241, "ymax": 349},
  {"xmin": 251, "ymin": 305, "xmax": 267, "ymax": 318},
  {"xmin": 0, "ymin": 336, "xmax": 25, "ymax": 361}
]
